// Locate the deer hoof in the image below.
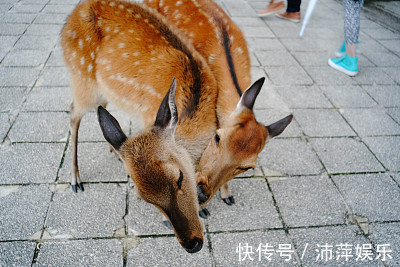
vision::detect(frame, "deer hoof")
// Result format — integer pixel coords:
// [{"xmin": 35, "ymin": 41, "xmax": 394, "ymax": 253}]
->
[
  {"xmin": 222, "ymin": 196, "xmax": 235, "ymax": 205},
  {"xmin": 199, "ymin": 208, "xmax": 210, "ymax": 219},
  {"xmin": 77, "ymin": 183, "xmax": 84, "ymax": 192},
  {"xmin": 163, "ymin": 220, "xmax": 173, "ymax": 230},
  {"xmin": 71, "ymin": 185, "xmax": 77, "ymax": 193}
]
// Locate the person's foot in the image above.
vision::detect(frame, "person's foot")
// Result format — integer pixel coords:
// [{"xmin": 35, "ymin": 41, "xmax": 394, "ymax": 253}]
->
[
  {"xmin": 335, "ymin": 41, "xmax": 361, "ymax": 57},
  {"xmin": 328, "ymin": 54, "xmax": 358, "ymax": 76},
  {"xmin": 258, "ymin": 1, "xmax": 285, "ymax": 17},
  {"xmin": 275, "ymin": 11, "xmax": 301, "ymax": 23}
]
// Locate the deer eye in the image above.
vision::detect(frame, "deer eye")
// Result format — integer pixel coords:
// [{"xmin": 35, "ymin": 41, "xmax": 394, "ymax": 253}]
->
[
  {"xmin": 214, "ymin": 134, "xmax": 220, "ymax": 145},
  {"xmin": 177, "ymin": 170, "xmax": 183, "ymax": 189},
  {"xmin": 239, "ymin": 167, "xmax": 253, "ymax": 172}
]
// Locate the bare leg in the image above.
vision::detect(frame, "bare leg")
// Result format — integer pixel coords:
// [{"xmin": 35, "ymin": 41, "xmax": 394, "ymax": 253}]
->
[
  {"xmin": 346, "ymin": 44, "xmax": 357, "ymax": 57},
  {"xmin": 221, "ymin": 182, "xmax": 235, "ymax": 205}
]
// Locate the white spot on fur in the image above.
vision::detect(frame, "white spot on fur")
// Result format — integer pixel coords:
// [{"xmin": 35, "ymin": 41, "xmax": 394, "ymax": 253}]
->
[
  {"xmin": 133, "ymin": 52, "xmax": 140, "ymax": 56},
  {"xmin": 199, "ymin": 22, "xmax": 203, "ymax": 26},
  {"xmin": 134, "ymin": 61, "xmax": 140, "ymax": 66},
  {"xmin": 88, "ymin": 64, "xmax": 93, "ymax": 73},
  {"xmin": 78, "ymin": 39, "xmax": 83, "ymax": 49},
  {"xmin": 135, "ymin": 14, "xmax": 141, "ymax": 19},
  {"xmin": 208, "ymin": 54, "xmax": 215, "ymax": 64},
  {"xmin": 105, "ymin": 27, "xmax": 110, "ymax": 32},
  {"xmin": 104, "ymin": 35, "xmax": 110, "ymax": 40},
  {"xmin": 109, "ymin": 1, "xmax": 115, "ymax": 7},
  {"xmin": 118, "ymin": 43, "xmax": 125, "ymax": 48},
  {"xmin": 122, "ymin": 52, "xmax": 129, "ymax": 58},
  {"xmin": 236, "ymin": 47, "xmax": 244, "ymax": 55},
  {"xmin": 80, "ymin": 57, "xmax": 85, "ymax": 65},
  {"xmin": 90, "ymin": 52, "xmax": 95, "ymax": 59},
  {"xmin": 164, "ymin": 6, "xmax": 169, "ymax": 13},
  {"xmin": 114, "ymin": 28, "xmax": 119, "ymax": 33},
  {"xmin": 128, "ymin": 29, "xmax": 134, "ymax": 33},
  {"xmin": 176, "ymin": 1, "xmax": 182, "ymax": 6},
  {"xmin": 86, "ymin": 36, "xmax": 92, "ymax": 42},
  {"xmin": 159, "ymin": 0, "xmax": 164, "ymax": 7},
  {"xmin": 108, "ymin": 48, "xmax": 114, "ymax": 53},
  {"xmin": 106, "ymin": 65, "xmax": 111, "ymax": 71},
  {"xmin": 118, "ymin": 4, "xmax": 124, "ymax": 9},
  {"xmin": 72, "ymin": 51, "xmax": 77, "ymax": 58}
]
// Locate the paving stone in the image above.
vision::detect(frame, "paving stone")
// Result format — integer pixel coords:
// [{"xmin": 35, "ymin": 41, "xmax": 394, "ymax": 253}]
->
[
  {"xmin": 41, "ymin": 4, "xmax": 76, "ymax": 14},
  {"xmin": 46, "ymin": 49, "xmax": 65, "ymax": 67},
  {"xmin": 246, "ymin": 38, "xmax": 286, "ymax": 51},
  {"xmin": 0, "ymin": 35, "xmax": 19, "ymax": 50},
  {"xmin": 232, "ymin": 16, "xmax": 266, "ymax": 27},
  {"xmin": 333, "ymin": 173, "xmax": 400, "ymax": 222},
  {"xmin": 269, "ymin": 175, "xmax": 347, "ymax": 227},
  {"xmin": 363, "ymin": 85, "xmax": 400, "ymax": 107},
  {"xmin": 58, "ymin": 142, "xmax": 128, "ymax": 184},
  {"xmin": 363, "ymin": 52, "xmax": 400, "ymax": 67},
  {"xmin": 353, "ymin": 67, "xmax": 396, "ymax": 85},
  {"xmin": 292, "ymin": 51, "xmax": 333, "ymax": 66},
  {"xmin": 0, "ymin": 12, "xmax": 36, "ymax": 23},
  {"xmin": 0, "ymin": 23, "xmax": 27, "ymax": 35},
  {"xmin": 206, "ymin": 179, "xmax": 282, "ymax": 231},
  {"xmin": 36, "ymin": 67, "xmax": 70, "ymax": 87},
  {"xmin": 340, "ymin": 108, "xmax": 400, "ymax": 137},
  {"xmin": 255, "ymin": 50, "xmax": 299, "ymax": 67},
  {"xmin": 363, "ymin": 27, "xmax": 400, "ymax": 40},
  {"xmin": 387, "ymin": 107, "xmax": 400, "ymax": 124},
  {"xmin": 45, "ymin": 183, "xmax": 125, "ymax": 239},
  {"xmin": 0, "ymin": 241, "xmax": 36, "ymax": 266},
  {"xmin": 380, "ymin": 40, "xmax": 400, "ymax": 53},
  {"xmin": 34, "ymin": 239, "xmax": 123, "ymax": 266},
  {"xmin": 9, "ymin": 3, "xmax": 44, "ymax": 13},
  {"xmin": 319, "ymin": 85, "xmax": 377, "ymax": 108},
  {"xmin": 23, "ymin": 86, "xmax": 71, "ymax": 111},
  {"xmin": 0, "ymin": 67, "xmax": 40, "ymax": 87},
  {"xmin": 363, "ymin": 136, "xmax": 400, "ymax": 171},
  {"xmin": 369, "ymin": 223, "xmax": 400, "ymax": 266},
  {"xmin": 310, "ymin": 137, "xmax": 384, "ymax": 174},
  {"xmin": 33, "ymin": 13, "xmax": 68, "ymax": 24},
  {"xmin": 210, "ymin": 230, "xmax": 298, "ymax": 266},
  {"xmin": 264, "ymin": 66, "xmax": 313, "ymax": 86},
  {"xmin": 15, "ymin": 35, "xmax": 58, "ymax": 50},
  {"xmin": 280, "ymin": 38, "xmax": 338, "ymax": 53},
  {"xmin": 243, "ymin": 26, "xmax": 275, "ymax": 38},
  {"xmin": 0, "ymin": 184, "xmax": 52, "ymax": 240},
  {"xmin": 25, "ymin": 23, "xmax": 63, "ymax": 36},
  {"xmin": 126, "ymin": 236, "xmax": 212, "ymax": 266},
  {"xmin": 253, "ymin": 84, "xmax": 289, "ymax": 110},
  {"xmin": 0, "ymin": 143, "xmax": 64, "ymax": 184},
  {"xmin": 293, "ymin": 109, "xmax": 356, "ymax": 137},
  {"xmin": 259, "ymin": 138, "xmax": 323, "ymax": 176},
  {"xmin": 289, "ymin": 226, "xmax": 378, "ymax": 266},
  {"xmin": 2, "ymin": 50, "xmax": 50, "ymax": 67},
  {"xmin": 382, "ymin": 67, "xmax": 400, "ymax": 84},
  {"xmin": 0, "ymin": 113, "xmax": 10, "ymax": 140},
  {"xmin": 223, "ymin": 1, "xmax": 256, "ymax": 16},
  {"xmin": 305, "ymin": 66, "xmax": 358, "ymax": 85},
  {"xmin": 255, "ymin": 109, "xmax": 303, "ymax": 138},
  {"xmin": 8, "ymin": 112, "xmax": 69, "ymax": 142},
  {"xmin": 275, "ymin": 85, "xmax": 332, "ymax": 109}
]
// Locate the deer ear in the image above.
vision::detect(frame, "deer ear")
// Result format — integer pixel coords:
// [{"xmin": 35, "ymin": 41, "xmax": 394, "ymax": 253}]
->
[
  {"xmin": 238, "ymin": 77, "xmax": 265, "ymax": 110},
  {"xmin": 154, "ymin": 77, "xmax": 178, "ymax": 137},
  {"xmin": 97, "ymin": 106, "xmax": 127, "ymax": 151},
  {"xmin": 266, "ymin": 115, "xmax": 293, "ymax": 138}
]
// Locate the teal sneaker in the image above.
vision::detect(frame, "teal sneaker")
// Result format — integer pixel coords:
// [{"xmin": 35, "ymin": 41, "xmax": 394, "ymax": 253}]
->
[
  {"xmin": 328, "ymin": 54, "xmax": 358, "ymax": 76},
  {"xmin": 335, "ymin": 41, "xmax": 360, "ymax": 57}
]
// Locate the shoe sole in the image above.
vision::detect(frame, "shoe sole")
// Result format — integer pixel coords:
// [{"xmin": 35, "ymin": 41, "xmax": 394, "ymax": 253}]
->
[
  {"xmin": 328, "ymin": 58, "xmax": 358, "ymax": 76},
  {"xmin": 258, "ymin": 8, "xmax": 285, "ymax": 17},
  {"xmin": 275, "ymin": 13, "xmax": 300, "ymax": 23}
]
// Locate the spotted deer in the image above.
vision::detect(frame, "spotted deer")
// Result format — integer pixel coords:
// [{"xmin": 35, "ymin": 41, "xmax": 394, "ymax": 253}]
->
[
  {"xmin": 144, "ymin": 0, "xmax": 293, "ymax": 208},
  {"xmin": 60, "ymin": 0, "xmax": 226, "ymax": 253}
]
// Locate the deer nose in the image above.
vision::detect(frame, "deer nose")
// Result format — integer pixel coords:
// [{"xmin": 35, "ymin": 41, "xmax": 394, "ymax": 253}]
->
[
  {"xmin": 197, "ymin": 184, "xmax": 210, "ymax": 205},
  {"xmin": 185, "ymin": 238, "xmax": 203, "ymax": 253}
]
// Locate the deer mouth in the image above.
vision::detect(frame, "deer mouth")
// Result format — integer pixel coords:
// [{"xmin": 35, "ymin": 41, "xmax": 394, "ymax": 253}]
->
[{"xmin": 184, "ymin": 238, "xmax": 203, "ymax": 253}]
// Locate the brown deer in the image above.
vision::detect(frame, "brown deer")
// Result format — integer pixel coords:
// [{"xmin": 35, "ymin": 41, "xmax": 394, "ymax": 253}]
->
[
  {"xmin": 144, "ymin": 0, "xmax": 292, "ymax": 209},
  {"xmin": 60, "ymin": 0, "xmax": 225, "ymax": 253}
]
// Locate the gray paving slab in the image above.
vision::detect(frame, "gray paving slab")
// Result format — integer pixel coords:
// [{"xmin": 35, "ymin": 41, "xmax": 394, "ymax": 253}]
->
[
  {"xmin": 333, "ymin": 173, "xmax": 400, "ymax": 222},
  {"xmin": 255, "ymin": 109, "xmax": 303, "ymax": 138},
  {"xmin": 2, "ymin": 50, "xmax": 50, "ymax": 67},
  {"xmin": 0, "ymin": 23, "xmax": 27, "ymax": 35},
  {"xmin": 259, "ymin": 138, "xmax": 323, "ymax": 176},
  {"xmin": 0, "ymin": 113, "xmax": 10, "ymax": 140},
  {"xmin": 253, "ymin": 84, "xmax": 289, "ymax": 110},
  {"xmin": 379, "ymin": 40, "xmax": 400, "ymax": 54},
  {"xmin": 9, "ymin": 3, "xmax": 44, "ymax": 13},
  {"xmin": 269, "ymin": 175, "xmax": 347, "ymax": 227},
  {"xmin": 22, "ymin": 86, "xmax": 71, "ymax": 111},
  {"xmin": 353, "ymin": 67, "xmax": 396, "ymax": 85},
  {"xmin": 126, "ymin": 236, "xmax": 212, "ymax": 266},
  {"xmin": 340, "ymin": 108, "xmax": 400, "ymax": 137},
  {"xmin": 382, "ymin": 67, "xmax": 400, "ymax": 84},
  {"xmin": 0, "ymin": 241, "xmax": 36, "ymax": 267},
  {"xmin": 264, "ymin": 66, "xmax": 313, "ymax": 86},
  {"xmin": 0, "ymin": 12, "xmax": 36, "ymax": 23},
  {"xmin": 24, "ymin": 23, "xmax": 63, "ymax": 36},
  {"xmin": 41, "ymin": 4, "xmax": 76, "ymax": 14},
  {"xmin": 46, "ymin": 49, "xmax": 65, "ymax": 67},
  {"xmin": 369, "ymin": 222, "xmax": 400, "ymax": 266},
  {"xmin": 363, "ymin": 85, "xmax": 400, "ymax": 108},
  {"xmin": 34, "ymin": 239, "xmax": 123, "ymax": 266},
  {"xmin": 45, "ymin": 183, "xmax": 125, "ymax": 239},
  {"xmin": 0, "ymin": 184, "xmax": 52, "ymax": 240},
  {"xmin": 363, "ymin": 52, "xmax": 400, "ymax": 67},
  {"xmin": 58, "ymin": 142, "xmax": 129, "ymax": 184},
  {"xmin": 0, "ymin": 67, "xmax": 40, "ymax": 87},
  {"xmin": 255, "ymin": 50, "xmax": 299, "ymax": 67},
  {"xmin": 305, "ymin": 66, "xmax": 358, "ymax": 85},
  {"xmin": 33, "ymin": 13, "xmax": 68, "ymax": 24},
  {"xmin": 319, "ymin": 85, "xmax": 378, "ymax": 108},
  {"xmin": 293, "ymin": 109, "xmax": 356, "ymax": 137},
  {"xmin": 363, "ymin": 136, "xmax": 400, "ymax": 172},
  {"xmin": 0, "ymin": 35, "xmax": 19, "ymax": 50},
  {"xmin": 310, "ymin": 137, "xmax": 385, "ymax": 174},
  {"xmin": 206, "ymin": 178, "xmax": 282, "ymax": 232},
  {"xmin": 8, "ymin": 111, "xmax": 69, "ymax": 142},
  {"xmin": 14, "ymin": 35, "xmax": 58, "ymax": 50},
  {"xmin": 210, "ymin": 230, "xmax": 298, "ymax": 266},
  {"xmin": 289, "ymin": 226, "xmax": 380, "ymax": 266},
  {"xmin": 275, "ymin": 85, "xmax": 333, "ymax": 109},
  {"xmin": 246, "ymin": 38, "xmax": 287, "ymax": 51},
  {"xmin": 0, "ymin": 143, "xmax": 65, "ymax": 184},
  {"xmin": 36, "ymin": 67, "xmax": 70, "ymax": 87},
  {"xmin": 387, "ymin": 107, "xmax": 400, "ymax": 124}
]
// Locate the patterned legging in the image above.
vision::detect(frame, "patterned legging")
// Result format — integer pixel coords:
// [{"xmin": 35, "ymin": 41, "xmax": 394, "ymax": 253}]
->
[{"xmin": 343, "ymin": 0, "xmax": 364, "ymax": 45}]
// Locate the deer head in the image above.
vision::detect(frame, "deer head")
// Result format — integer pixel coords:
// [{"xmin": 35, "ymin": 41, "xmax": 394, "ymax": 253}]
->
[
  {"xmin": 196, "ymin": 77, "xmax": 293, "ymax": 206},
  {"xmin": 98, "ymin": 78, "xmax": 203, "ymax": 253}
]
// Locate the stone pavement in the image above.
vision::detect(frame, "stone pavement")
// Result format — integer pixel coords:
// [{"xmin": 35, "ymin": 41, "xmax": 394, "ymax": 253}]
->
[{"xmin": 0, "ymin": 0, "xmax": 399, "ymax": 266}]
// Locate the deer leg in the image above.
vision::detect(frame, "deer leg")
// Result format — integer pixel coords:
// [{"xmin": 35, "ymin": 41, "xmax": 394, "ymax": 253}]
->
[
  {"xmin": 221, "ymin": 182, "xmax": 235, "ymax": 205},
  {"xmin": 198, "ymin": 208, "xmax": 210, "ymax": 219},
  {"xmin": 70, "ymin": 102, "xmax": 85, "ymax": 193}
]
